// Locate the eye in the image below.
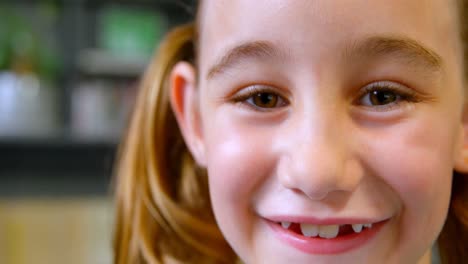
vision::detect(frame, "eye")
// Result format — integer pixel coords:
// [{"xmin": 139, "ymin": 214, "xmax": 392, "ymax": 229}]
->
[
  {"xmin": 248, "ymin": 92, "xmax": 281, "ymax": 108},
  {"xmin": 357, "ymin": 81, "xmax": 418, "ymax": 110},
  {"xmin": 231, "ymin": 85, "xmax": 288, "ymax": 110},
  {"xmin": 360, "ymin": 89, "xmax": 400, "ymax": 106}
]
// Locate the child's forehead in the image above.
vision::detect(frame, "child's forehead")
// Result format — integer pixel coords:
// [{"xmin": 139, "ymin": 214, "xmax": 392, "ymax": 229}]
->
[
  {"xmin": 197, "ymin": 0, "xmax": 461, "ymax": 80},
  {"xmin": 199, "ymin": 0, "xmax": 457, "ymax": 41},
  {"xmin": 199, "ymin": 0, "xmax": 456, "ymax": 26}
]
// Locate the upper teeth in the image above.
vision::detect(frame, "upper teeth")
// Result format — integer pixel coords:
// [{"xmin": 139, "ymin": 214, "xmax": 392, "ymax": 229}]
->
[
  {"xmin": 317, "ymin": 225, "xmax": 339, "ymax": 238},
  {"xmin": 300, "ymin": 223, "xmax": 319, "ymax": 237},
  {"xmin": 352, "ymin": 224, "xmax": 363, "ymax": 233},
  {"xmin": 281, "ymin": 221, "xmax": 291, "ymax": 228},
  {"xmin": 280, "ymin": 222, "xmax": 373, "ymax": 239}
]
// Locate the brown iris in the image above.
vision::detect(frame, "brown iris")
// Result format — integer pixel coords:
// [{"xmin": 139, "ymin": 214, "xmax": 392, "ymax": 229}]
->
[
  {"xmin": 369, "ymin": 90, "xmax": 398, "ymax": 105},
  {"xmin": 253, "ymin": 92, "xmax": 279, "ymax": 108}
]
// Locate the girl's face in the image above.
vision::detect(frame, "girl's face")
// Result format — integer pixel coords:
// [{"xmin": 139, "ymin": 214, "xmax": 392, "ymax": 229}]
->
[{"xmin": 173, "ymin": 0, "xmax": 468, "ymax": 263}]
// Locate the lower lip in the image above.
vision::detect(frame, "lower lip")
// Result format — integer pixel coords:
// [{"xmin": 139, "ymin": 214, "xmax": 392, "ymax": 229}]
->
[{"xmin": 266, "ymin": 219, "xmax": 387, "ymax": 255}]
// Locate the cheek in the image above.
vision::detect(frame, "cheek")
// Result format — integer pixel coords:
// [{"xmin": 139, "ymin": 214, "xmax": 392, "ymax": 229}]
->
[
  {"xmin": 378, "ymin": 127, "xmax": 453, "ymax": 200},
  {"xmin": 202, "ymin": 107, "xmax": 279, "ymax": 201},
  {"xmin": 206, "ymin": 132, "xmax": 266, "ymax": 202},
  {"xmin": 363, "ymin": 114, "xmax": 455, "ymax": 243},
  {"xmin": 202, "ymin": 111, "xmax": 276, "ymax": 251}
]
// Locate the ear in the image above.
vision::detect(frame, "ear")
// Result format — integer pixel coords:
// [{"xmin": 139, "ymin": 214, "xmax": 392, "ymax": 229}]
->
[
  {"xmin": 169, "ymin": 61, "xmax": 207, "ymax": 167},
  {"xmin": 454, "ymin": 104, "xmax": 468, "ymax": 174}
]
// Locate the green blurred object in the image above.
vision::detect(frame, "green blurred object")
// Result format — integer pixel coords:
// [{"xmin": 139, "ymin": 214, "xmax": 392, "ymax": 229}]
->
[
  {"xmin": 0, "ymin": 2, "xmax": 61, "ymax": 81},
  {"xmin": 99, "ymin": 6, "xmax": 167, "ymax": 59},
  {"xmin": 0, "ymin": 5, "xmax": 12, "ymax": 70},
  {"xmin": 0, "ymin": 35, "xmax": 6, "ymax": 70}
]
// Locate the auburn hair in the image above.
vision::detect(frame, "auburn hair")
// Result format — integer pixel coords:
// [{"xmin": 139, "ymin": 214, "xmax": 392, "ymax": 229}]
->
[{"xmin": 114, "ymin": 1, "xmax": 468, "ymax": 263}]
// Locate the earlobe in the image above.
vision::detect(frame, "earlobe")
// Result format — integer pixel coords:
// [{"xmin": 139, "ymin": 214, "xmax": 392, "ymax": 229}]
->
[{"xmin": 169, "ymin": 61, "xmax": 207, "ymax": 167}]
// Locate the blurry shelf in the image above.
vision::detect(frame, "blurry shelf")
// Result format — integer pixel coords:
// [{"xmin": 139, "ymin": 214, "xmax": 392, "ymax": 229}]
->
[
  {"xmin": 77, "ymin": 49, "xmax": 148, "ymax": 78},
  {"xmin": 0, "ymin": 0, "xmax": 196, "ymax": 197},
  {"xmin": 0, "ymin": 135, "xmax": 117, "ymax": 147},
  {"xmin": 0, "ymin": 136, "xmax": 117, "ymax": 197},
  {"xmin": 0, "ymin": 135, "xmax": 117, "ymax": 171}
]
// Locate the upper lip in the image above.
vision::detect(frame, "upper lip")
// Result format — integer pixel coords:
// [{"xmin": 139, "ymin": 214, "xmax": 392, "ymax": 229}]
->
[{"xmin": 264, "ymin": 216, "xmax": 389, "ymax": 225}]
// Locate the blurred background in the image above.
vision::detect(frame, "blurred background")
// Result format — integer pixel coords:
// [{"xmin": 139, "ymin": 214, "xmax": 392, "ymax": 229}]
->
[{"xmin": 0, "ymin": 0, "xmax": 193, "ymax": 263}]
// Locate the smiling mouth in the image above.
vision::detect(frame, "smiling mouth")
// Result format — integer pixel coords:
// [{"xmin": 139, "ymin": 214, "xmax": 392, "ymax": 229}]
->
[
  {"xmin": 276, "ymin": 221, "xmax": 375, "ymax": 239},
  {"xmin": 266, "ymin": 218, "xmax": 389, "ymax": 254}
]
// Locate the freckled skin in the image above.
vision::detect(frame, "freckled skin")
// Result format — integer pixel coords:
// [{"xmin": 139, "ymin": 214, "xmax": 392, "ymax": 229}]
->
[{"xmin": 188, "ymin": 0, "xmax": 465, "ymax": 263}]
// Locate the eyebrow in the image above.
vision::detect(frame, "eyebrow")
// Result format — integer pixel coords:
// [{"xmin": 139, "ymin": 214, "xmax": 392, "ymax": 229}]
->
[
  {"xmin": 346, "ymin": 35, "xmax": 443, "ymax": 73},
  {"xmin": 206, "ymin": 35, "xmax": 443, "ymax": 80},
  {"xmin": 206, "ymin": 40, "xmax": 286, "ymax": 80}
]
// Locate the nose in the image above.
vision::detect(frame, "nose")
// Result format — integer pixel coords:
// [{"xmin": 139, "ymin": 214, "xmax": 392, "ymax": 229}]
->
[{"xmin": 277, "ymin": 113, "xmax": 363, "ymax": 201}]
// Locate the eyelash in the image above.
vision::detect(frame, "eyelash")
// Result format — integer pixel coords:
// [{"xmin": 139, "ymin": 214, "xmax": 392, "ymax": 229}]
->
[
  {"xmin": 356, "ymin": 81, "xmax": 420, "ymax": 111},
  {"xmin": 230, "ymin": 85, "xmax": 289, "ymax": 111},
  {"xmin": 230, "ymin": 81, "xmax": 420, "ymax": 112}
]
